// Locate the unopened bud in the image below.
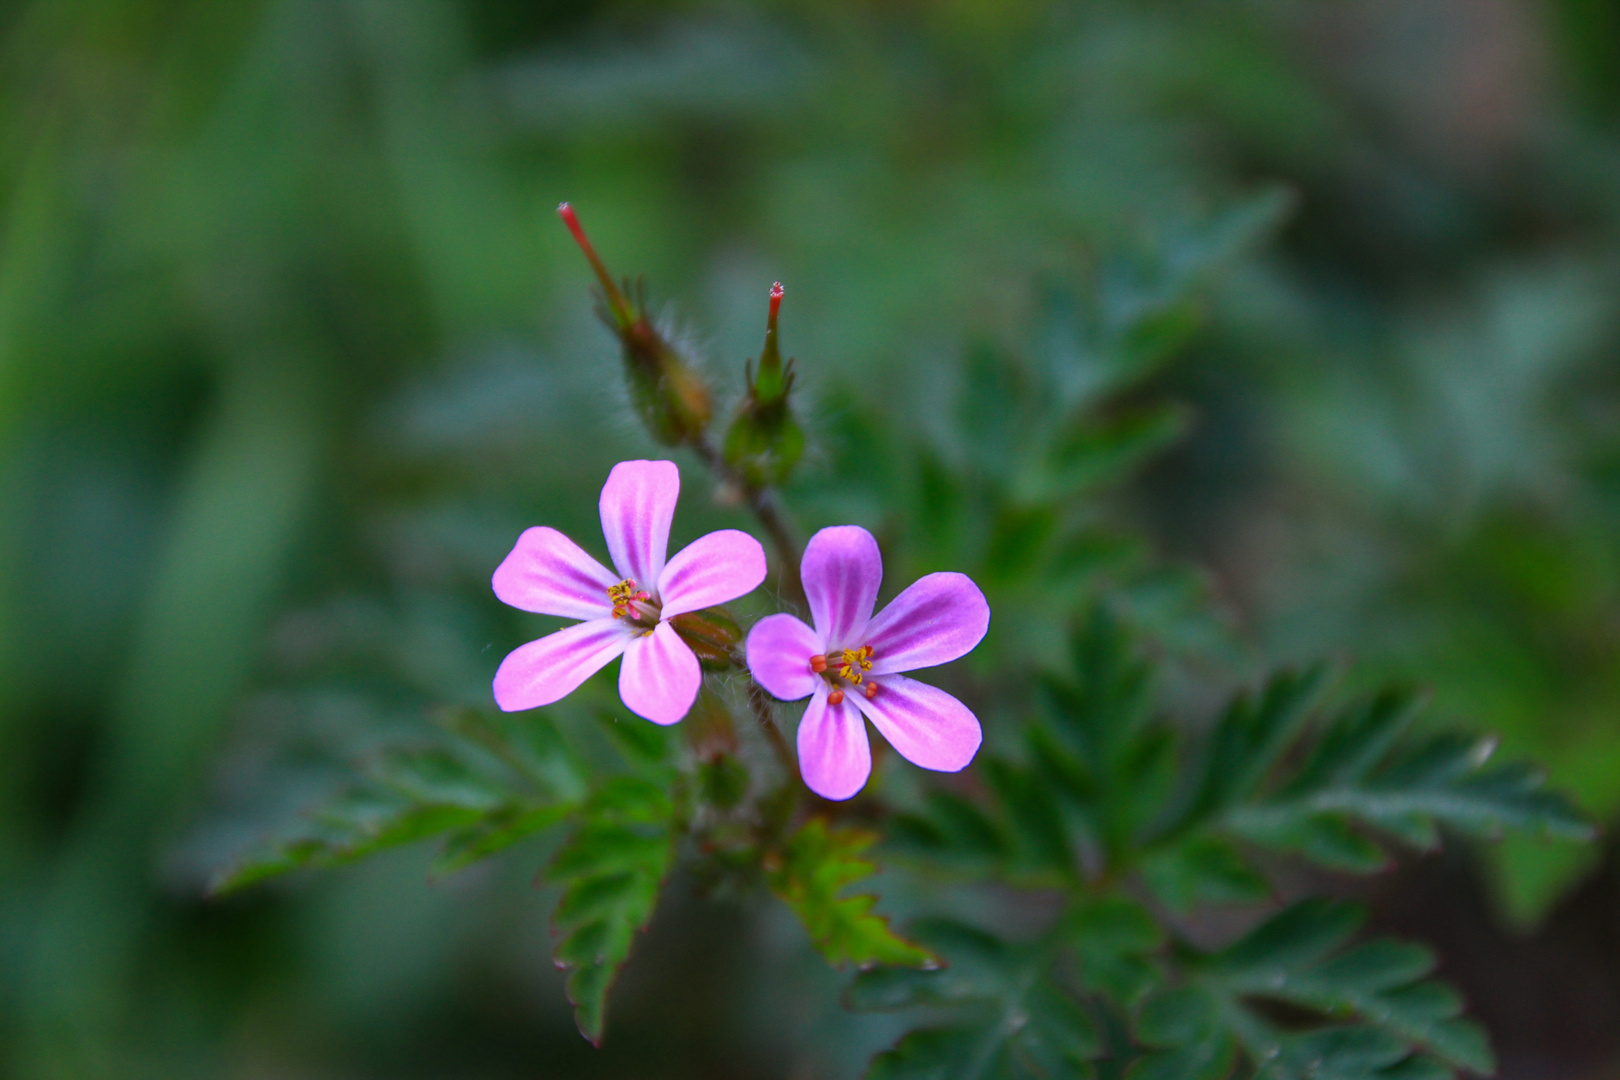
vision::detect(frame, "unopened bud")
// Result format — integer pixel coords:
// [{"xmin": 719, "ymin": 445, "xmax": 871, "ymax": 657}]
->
[
  {"xmin": 668, "ymin": 606, "xmax": 743, "ymax": 671},
  {"xmin": 724, "ymin": 282, "xmax": 805, "ymax": 486},
  {"xmin": 558, "ymin": 203, "xmax": 713, "ymax": 445}
]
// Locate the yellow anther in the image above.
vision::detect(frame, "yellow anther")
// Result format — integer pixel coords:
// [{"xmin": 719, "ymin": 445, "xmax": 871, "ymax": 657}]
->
[
  {"xmin": 836, "ymin": 645, "xmax": 874, "ymax": 683},
  {"xmin": 607, "ymin": 579, "xmax": 649, "ymax": 620}
]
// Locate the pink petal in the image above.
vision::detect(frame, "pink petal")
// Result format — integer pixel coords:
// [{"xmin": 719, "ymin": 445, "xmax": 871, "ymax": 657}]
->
[
  {"xmin": 599, "ymin": 459, "xmax": 679, "ymax": 590},
  {"xmin": 745, "ymin": 613, "xmax": 823, "ymax": 701},
  {"xmin": 493, "ymin": 618, "xmax": 629, "ymax": 712},
  {"xmin": 491, "ymin": 526, "xmax": 619, "ymax": 620},
  {"xmin": 801, "ymin": 525, "xmax": 882, "ymax": 651},
  {"xmin": 658, "ymin": 529, "xmax": 767, "ymax": 618},
  {"xmin": 796, "ymin": 686, "xmax": 872, "ymax": 801},
  {"xmin": 618, "ymin": 620, "xmax": 701, "ymax": 725},
  {"xmin": 866, "ymin": 572, "xmax": 990, "ymax": 675},
  {"xmin": 853, "ymin": 673, "xmax": 981, "ymax": 773}
]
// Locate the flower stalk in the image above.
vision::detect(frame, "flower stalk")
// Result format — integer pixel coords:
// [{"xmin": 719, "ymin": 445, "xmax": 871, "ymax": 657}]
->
[{"xmin": 557, "ymin": 203, "xmax": 804, "ymax": 602}]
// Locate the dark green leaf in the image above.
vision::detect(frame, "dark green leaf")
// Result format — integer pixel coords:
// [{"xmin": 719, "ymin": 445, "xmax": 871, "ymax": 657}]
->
[
  {"xmin": 1068, "ymin": 897, "xmax": 1164, "ymax": 1006},
  {"xmin": 1140, "ymin": 835, "xmax": 1270, "ymax": 912},
  {"xmin": 855, "ymin": 921, "xmax": 1101, "ymax": 1080},
  {"xmin": 1186, "ymin": 900, "xmax": 1495, "ymax": 1074},
  {"xmin": 431, "ymin": 803, "xmax": 575, "ymax": 878},
  {"xmin": 547, "ymin": 778, "xmax": 676, "ymax": 1045}
]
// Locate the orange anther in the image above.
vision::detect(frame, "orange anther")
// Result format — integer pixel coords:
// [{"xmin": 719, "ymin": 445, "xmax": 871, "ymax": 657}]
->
[
  {"xmin": 809, "ymin": 654, "xmax": 828, "ymax": 674},
  {"xmin": 864, "ymin": 682, "xmax": 878, "ymax": 700},
  {"xmin": 828, "ymin": 689, "xmax": 845, "ymax": 706}
]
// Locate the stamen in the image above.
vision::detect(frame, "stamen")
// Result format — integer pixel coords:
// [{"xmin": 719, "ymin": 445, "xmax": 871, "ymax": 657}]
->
[
  {"xmin": 836, "ymin": 646, "xmax": 874, "ymax": 683},
  {"xmin": 828, "ymin": 688, "xmax": 845, "ymax": 706},
  {"xmin": 607, "ymin": 579, "xmax": 648, "ymax": 621},
  {"xmin": 809, "ymin": 654, "xmax": 828, "ymax": 674},
  {"xmin": 864, "ymin": 681, "xmax": 878, "ymax": 700}
]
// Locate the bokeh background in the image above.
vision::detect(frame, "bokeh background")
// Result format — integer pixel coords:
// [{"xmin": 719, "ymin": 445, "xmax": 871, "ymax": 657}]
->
[{"xmin": 4, "ymin": 1, "xmax": 1620, "ymax": 1077}]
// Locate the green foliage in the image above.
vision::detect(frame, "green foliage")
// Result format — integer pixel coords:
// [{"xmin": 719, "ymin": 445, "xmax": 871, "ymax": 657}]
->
[
  {"xmin": 211, "ymin": 703, "xmax": 684, "ymax": 1046},
  {"xmin": 768, "ymin": 818, "xmax": 935, "ymax": 971},
  {"xmin": 210, "ymin": 709, "xmax": 585, "ymax": 895},
  {"xmin": 895, "ymin": 608, "xmax": 1590, "ymax": 893},
  {"xmin": 848, "ymin": 920, "xmax": 1100, "ymax": 1080},
  {"xmin": 10, "ymin": 2, "xmax": 1620, "ymax": 1076},
  {"xmin": 867, "ymin": 611, "xmax": 1592, "ymax": 1078},
  {"xmin": 1132, "ymin": 900, "xmax": 1490, "ymax": 1079},
  {"xmin": 548, "ymin": 775, "xmax": 678, "ymax": 1045}
]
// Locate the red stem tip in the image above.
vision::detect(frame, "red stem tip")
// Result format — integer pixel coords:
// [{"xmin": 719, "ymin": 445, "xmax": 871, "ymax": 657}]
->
[
  {"xmin": 768, "ymin": 281, "xmax": 783, "ymax": 327},
  {"xmin": 557, "ymin": 202, "xmax": 628, "ymax": 320}
]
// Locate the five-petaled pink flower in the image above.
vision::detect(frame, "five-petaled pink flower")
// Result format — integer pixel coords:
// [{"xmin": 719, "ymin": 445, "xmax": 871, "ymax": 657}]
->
[
  {"xmin": 746, "ymin": 525, "xmax": 989, "ymax": 800},
  {"xmin": 492, "ymin": 460, "xmax": 766, "ymax": 724}
]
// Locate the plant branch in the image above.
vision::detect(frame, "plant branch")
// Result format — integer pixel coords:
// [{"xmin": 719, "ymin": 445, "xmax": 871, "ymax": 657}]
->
[
  {"xmin": 691, "ymin": 434, "xmax": 803, "ymax": 604},
  {"xmin": 734, "ymin": 654, "xmax": 796, "ymax": 778}
]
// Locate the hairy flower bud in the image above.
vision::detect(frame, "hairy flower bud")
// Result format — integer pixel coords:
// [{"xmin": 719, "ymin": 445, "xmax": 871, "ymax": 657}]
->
[
  {"xmin": 724, "ymin": 282, "xmax": 805, "ymax": 487},
  {"xmin": 668, "ymin": 605, "xmax": 743, "ymax": 671},
  {"xmin": 558, "ymin": 203, "xmax": 712, "ymax": 445}
]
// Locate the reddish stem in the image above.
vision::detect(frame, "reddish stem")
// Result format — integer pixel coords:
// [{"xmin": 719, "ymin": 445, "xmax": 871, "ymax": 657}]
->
[
  {"xmin": 557, "ymin": 202, "xmax": 631, "ymax": 324},
  {"xmin": 768, "ymin": 281, "xmax": 783, "ymax": 329}
]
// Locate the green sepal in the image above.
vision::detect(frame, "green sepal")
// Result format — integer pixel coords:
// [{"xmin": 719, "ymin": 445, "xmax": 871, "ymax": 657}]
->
[
  {"xmin": 723, "ymin": 293, "xmax": 805, "ymax": 487},
  {"xmin": 668, "ymin": 605, "xmax": 742, "ymax": 671}
]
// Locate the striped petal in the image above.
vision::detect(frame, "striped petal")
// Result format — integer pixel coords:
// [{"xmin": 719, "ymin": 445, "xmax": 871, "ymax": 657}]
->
[
  {"xmin": 796, "ymin": 686, "xmax": 872, "ymax": 801},
  {"xmin": 599, "ymin": 459, "xmax": 678, "ymax": 591},
  {"xmin": 492, "ymin": 526, "xmax": 618, "ymax": 620},
  {"xmin": 618, "ymin": 620, "xmax": 701, "ymax": 725},
  {"xmin": 493, "ymin": 618, "xmax": 629, "ymax": 712},
  {"xmin": 801, "ymin": 525, "xmax": 882, "ymax": 652}
]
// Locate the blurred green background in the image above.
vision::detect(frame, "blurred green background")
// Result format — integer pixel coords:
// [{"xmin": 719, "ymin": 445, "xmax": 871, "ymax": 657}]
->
[{"xmin": 5, "ymin": 0, "xmax": 1620, "ymax": 1077}]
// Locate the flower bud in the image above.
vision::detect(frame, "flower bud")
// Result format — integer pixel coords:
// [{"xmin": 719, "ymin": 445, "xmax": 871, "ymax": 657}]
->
[
  {"xmin": 558, "ymin": 203, "xmax": 712, "ymax": 445},
  {"xmin": 668, "ymin": 605, "xmax": 743, "ymax": 671},
  {"xmin": 724, "ymin": 283, "xmax": 805, "ymax": 487}
]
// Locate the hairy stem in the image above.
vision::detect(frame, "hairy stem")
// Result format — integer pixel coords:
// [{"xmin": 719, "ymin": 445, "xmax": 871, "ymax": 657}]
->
[
  {"xmin": 736, "ymin": 658, "xmax": 796, "ymax": 777},
  {"xmin": 691, "ymin": 434, "xmax": 804, "ymax": 604}
]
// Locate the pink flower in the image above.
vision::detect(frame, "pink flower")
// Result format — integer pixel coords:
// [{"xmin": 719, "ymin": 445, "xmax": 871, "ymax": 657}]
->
[
  {"xmin": 745, "ymin": 525, "xmax": 989, "ymax": 800},
  {"xmin": 492, "ymin": 460, "xmax": 767, "ymax": 724}
]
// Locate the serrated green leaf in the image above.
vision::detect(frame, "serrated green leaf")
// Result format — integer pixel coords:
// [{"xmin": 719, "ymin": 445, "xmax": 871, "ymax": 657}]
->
[
  {"xmin": 1037, "ymin": 403, "xmax": 1190, "ymax": 501},
  {"xmin": 769, "ymin": 818, "xmax": 935, "ymax": 970},
  {"xmin": 1068, "ymin": 897, "xmax": 1164, "ymax": 1006},
  {"xmin": 1135, "ymin": 985, "xmax": 1223, "ymax": 1046},
  {"xmin": 855, "ymin": 921, "xmax": 1101, "ymax": 1080},
  {"xmin": 437, "ymin": 706, "xmax": 587, "ymax": 800},
  {"xmin": 547, "ymin": 779, "xmax": 675, "ymax": 1045},
  {"xmin": 1227, "ymin": 811, "xmax": 1389, "ymax": 875},
  {"xmin": 1123, "ymin": 1037, "xmax": 1237, "ymax": 1080},
  {"xmin": 1223, "ymin": 696, "xmax": 1593, "ymax": 873},
  {"xmin": 1183, "ymin": 665, "xmax": 1331, "ymax": 826},
  {"xmin": 372, "ymin": 748, "xmax": 507, "ymax": 809},
  {"xmin": 210, "ymin": 791, "xmax": 487, "ymax": 895},
  {"xmin": 432, "ymin": 802, "xmax": 575, "ymax": 878},
  {"xmin": 1255, "ymin": 1026, "xmax": 1409, "ymax": 1080},
  {"xmin": 1119, "ymin": 304, "xmax": 1203, "ymax": 378},
  {"xmin": 1174, "ymin": 900, "xmax": 1496, "ymax": 1074},
  {"xmin": 983, "ymin": 759, "xmax": 1073, "ymax": 878},
  {"xmin": 1374, "ymin": 1054, "xmax": 1454, "ymax": 1080},
  {"xmin": 866, "ymin": 1026, "xmax": 985, "ymax": 1080},
  {"xmin": 1140, "ymin": 835, "xmax": 1270, "ymax": 912},
  {"xmin": 595, "ymin": 709, "xmax": 675, "ymax": 768}
]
